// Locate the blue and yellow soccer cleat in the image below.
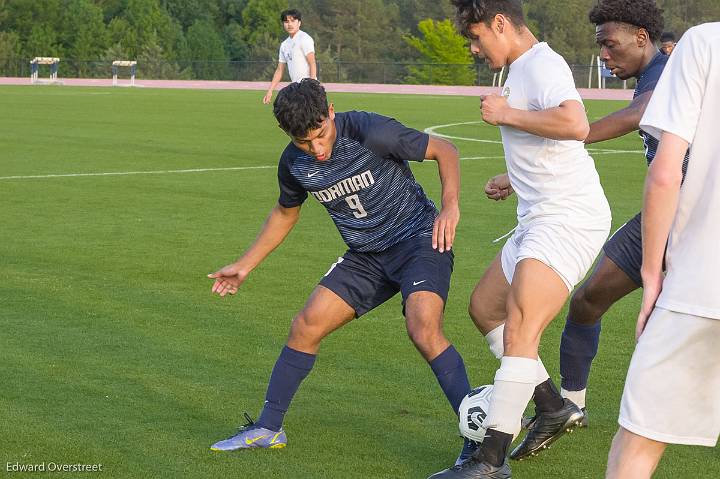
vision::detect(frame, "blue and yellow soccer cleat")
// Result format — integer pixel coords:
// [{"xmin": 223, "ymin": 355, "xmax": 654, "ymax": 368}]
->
[{"xmin": 210, "ymin": 413, "xmax": 287, "ymax": 451}]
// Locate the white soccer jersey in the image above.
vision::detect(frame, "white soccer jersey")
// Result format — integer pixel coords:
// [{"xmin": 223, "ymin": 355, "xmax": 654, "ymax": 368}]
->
[
  {"xmin": 278, "ymin": 30, "xmax": 315, "ymax": 82},
  {"xmin": 639, "ymin": 23, "xmax": 720, "ymax": 320},
  {"xmin": 500, "ymin": 42, "xmax": 610, "ymax": 226}
]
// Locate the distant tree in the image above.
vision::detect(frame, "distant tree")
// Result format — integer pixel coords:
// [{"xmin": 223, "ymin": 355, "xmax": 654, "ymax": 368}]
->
[
  {"xmin": 160, "ymin": 0, "xmax": 219, "ymax": 30},
  {"xmin": 241, "ymin": 0, "xmax": 287, "ymax": 48},
  {"xmin": 223, "ymin": 20, "xmax": 249, "ymax": 61},
  {"xmin": 0, "ymin": 0, "xmax": 8, "ymax": 27},
  {"xmin": 658, "ymin": 0, "xmax": 720, "ymax": 38},
  {"xmin": 137, "ymin": 39, "xmax": 183, "ymax": 78},
  {"xmin": 526, "ymin": 0, "xmax": 596, "ymax": 65},
  {"xmin": 25, "ymin": 24, "xmax": 63, "ymax": 58},
  {"xmin": 217, "ymin": 0, "xmax": 248, "ymax": 26},
  {"xmin": 61, "ymin": 0, "xmax": 109, "ymax": 76},
  {"xmin": 104, "ymin": 42, "xmax": 128, "ymax": 63},
  {"xmin": 395, "ymin": 0, "xmax": 455, "ymax": 35},
  {"xmin": 404, "ymin": 19, "xmax": 475, "ymax": 85},
  {"xmin": 185, "ymin": 19, "xmax": 228, "ymax": 79},
  {"xmin": 122, "ymin": 0, "xmax": 181, "ymax": 59},
  {"xmin": 0, "ymin": 31, "xmax": 22, "ymax": 75},
  {"xmin": 107, "ymin": 17, "xmax": 137, "ymax": 58},
  {"xmin": 295, "ymin": 0, "xmax": 404, "ymax": 83}
]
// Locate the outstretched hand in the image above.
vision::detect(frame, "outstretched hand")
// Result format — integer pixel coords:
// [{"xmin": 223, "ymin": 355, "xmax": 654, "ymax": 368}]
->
[{"xmin": 208, "ymin": 263, "xmax": 250, "ymax": 297}]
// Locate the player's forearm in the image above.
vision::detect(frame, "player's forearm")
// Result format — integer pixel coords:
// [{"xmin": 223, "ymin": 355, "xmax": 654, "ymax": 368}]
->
[
  {"xmin": 307, "ymin": 54, "xmax": 317, "ymax": 79},
  {"xmin": 585, "ymin": 112, "xmax": 638, "ymax": 144},
  {"xmin": 502, "ymin": 103, "xmax": 589, "ymax": 141},
  {"xmin": 268, "ymin": 66, "xmax": 284, "ymax": 91},
  {"xmin": 428, "ymin": 138, "xmax": 461, "ymax": 207},
  {"xmin": 640, "ymin": 136, "xmax": 685, "ymax": 279},
  {"xmin": 235, "ymin": 204, "xmax": 300, "ymax": 272},
  {"xmin": 586, "ymin": 93, "xmax": 649, "ymax": 144},
  {"xmin": 641, "ymin": 177, "xmax": 679, "ymax": 278}
]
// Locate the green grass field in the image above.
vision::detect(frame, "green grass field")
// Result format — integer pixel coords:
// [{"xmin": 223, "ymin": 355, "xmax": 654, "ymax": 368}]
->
[{"xmin": 1, "ymin": 85, "xmax": 717, "ymax": 478}]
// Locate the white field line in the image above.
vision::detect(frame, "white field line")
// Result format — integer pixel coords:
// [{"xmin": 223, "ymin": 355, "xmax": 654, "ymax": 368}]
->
[
  {"xmin": 425, "ymin": 121, "xmax": 644, "ymax": 155},
  {"xmin": 0, "ymin": 165, "xmax": 276, "ymax": 181},
  {"xmin": 2, "ymin": 121, "xmax": 641, "ymax": 181}
]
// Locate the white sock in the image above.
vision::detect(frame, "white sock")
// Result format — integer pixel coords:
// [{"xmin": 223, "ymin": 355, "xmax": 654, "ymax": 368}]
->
[
  {"xmin": 561, "ymin": 388, "xmax": 586, "ymax": 409},
  {"xmin": 484, "ymin": 324, "xmax": 550, "ymax": 385},
  {"xmin": 483, "ymin": 356, "xmax": 538, "ymax": 438},
  {"xmin": 484, "ymin": 324, "xmax": 505, "ymax": 360},
  {"xmin": 536, "ymin": 357, "xmax": 550, "ymax": 384}
]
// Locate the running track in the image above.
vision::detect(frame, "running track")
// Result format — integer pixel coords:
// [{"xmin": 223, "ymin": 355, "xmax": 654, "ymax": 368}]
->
[{"xmin": 0, "ymin": 77, "xmax": 633, "ymax": 101}]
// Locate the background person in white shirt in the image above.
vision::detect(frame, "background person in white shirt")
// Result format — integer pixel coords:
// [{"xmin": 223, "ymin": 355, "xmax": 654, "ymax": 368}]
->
[
  {"xmin": 263, "ymin": 9, "xmax": 317, "ymax": 104},
  {"xmin": 606, "ymin": 22, "xmax": 720, "ymax": 479},
  {"xmin": 429, "ymin": 1, "xmax": 611, "ymax": 477}
]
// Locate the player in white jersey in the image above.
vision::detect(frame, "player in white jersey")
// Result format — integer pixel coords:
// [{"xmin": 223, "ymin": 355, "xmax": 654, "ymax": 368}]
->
[
  {"xmin": 429, "ymin": 1, "xmax": 611, "ymax": 477},
  {"xmin": 606, "ymin": 23, "xmax": 720, "ymax": 479},
  {"xmin": 262, "ymin": 9, "xmax": 317, "ymax": 104}
]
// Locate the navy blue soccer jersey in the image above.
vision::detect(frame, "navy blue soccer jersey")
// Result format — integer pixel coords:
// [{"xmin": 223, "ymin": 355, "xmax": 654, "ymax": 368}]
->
[
  {"xmin": 277, "ymin": 111, "xmax": 437, "ymax": 253},
  {"xmin": 635, "ymin": 52, "xmax": 690, "ymax": 175}
]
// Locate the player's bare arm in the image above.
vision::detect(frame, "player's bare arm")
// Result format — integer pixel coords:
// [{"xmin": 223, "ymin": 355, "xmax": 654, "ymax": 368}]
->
[
  {"xmin": 481, "ymin": 94, "xmax": 590, "ymax": 141},
  {"xmin": 484, "ymin": 172, "xmax": 513, "ymax": 201},
  {"xmin": 208, "ymin": 203, "xmax": 301, "ymax": 296},
  {"xmin": 585, "ymin": 90, "xmax": 653, "ymax": 144},
  {"xmin": 425, "ymin": 136, "xmax": 460, "ymax": 253},
  {"xmin": 263, "ymin": 63, "xmax": 286, "ymax": 104},
  {"xmin": 637, "ymin": 132, "xmax": 687, "ymax": 337},
  {"xmin": 306, "ymin": 52, "xmax": 317, "ymax": 79}
]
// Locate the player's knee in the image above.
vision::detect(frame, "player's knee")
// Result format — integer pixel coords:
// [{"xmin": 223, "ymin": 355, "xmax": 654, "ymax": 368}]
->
[
  {"xmin": 288, "ymin": 311, "xmax": 326, "ymax": 345},
  {"xmin": 569, "ymin": 283, "xmax": 606, "ymax": 325},
  {"xmin": 406, "ymin": 320, "xmax": 444, "ymax": 350},
  {"xmin": 469, "ymin": 299, "xmax": 502, "ymax": 333}
]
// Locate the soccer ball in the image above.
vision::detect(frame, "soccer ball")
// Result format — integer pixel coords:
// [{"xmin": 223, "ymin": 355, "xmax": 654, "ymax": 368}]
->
[{"xmin": 458, "ymin": 385, "xmax": 493, "ymax": 442}]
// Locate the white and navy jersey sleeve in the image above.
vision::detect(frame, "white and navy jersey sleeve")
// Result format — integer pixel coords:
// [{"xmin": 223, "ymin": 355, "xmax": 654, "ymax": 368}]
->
[
  {"xmin": 277, "ymin": 145, "xmax": 308, "ymax": 208},
  {"xmin": 362, "ymin": 112, "xmax": 430, "ymax": 163}
]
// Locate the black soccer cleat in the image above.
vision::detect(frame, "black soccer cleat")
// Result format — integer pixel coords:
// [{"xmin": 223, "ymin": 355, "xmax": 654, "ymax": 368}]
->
[
  {"xmin": 510, "ymin": 399, "xmax": 585, "ymax": 461},
  {"xmin": 521, "ymin": 407, "xmax": 588, "ymax": 431},
  {"xmin": 428, "ymin": 452, "xmax": 511, "ymax": 479},
  {"xmin": 455, "ymin": 438, "xmax": 480, "ymax": 466},
  {"xmin": 429, "ymin": 432, "xmax": 512, "ymax": 479}
]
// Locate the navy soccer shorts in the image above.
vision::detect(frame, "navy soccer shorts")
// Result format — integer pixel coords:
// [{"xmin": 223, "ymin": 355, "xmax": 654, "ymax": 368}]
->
[
  {"xmin": 603, "ymin": 212, "xmax": 643, "ymax": 286},
  {"xmin": 318, "ymin": 234, "xmax": 454, "ymax": 317}
]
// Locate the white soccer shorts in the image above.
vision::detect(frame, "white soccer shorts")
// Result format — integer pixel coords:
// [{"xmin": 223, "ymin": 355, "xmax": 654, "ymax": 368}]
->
[
  {"xmin": 619, "ymin": 307, "xmax": 720, "ymax": 446},
  {"xmin": 500, "ymin": 221, "xmax": 609, "ymax": 291}
]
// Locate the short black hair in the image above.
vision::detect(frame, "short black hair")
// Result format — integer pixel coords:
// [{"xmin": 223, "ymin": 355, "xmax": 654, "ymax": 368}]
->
[
  {"xmin": 273, "ymin": 79, "xmax": 329, "ymax": 138},
  {"xmin": 589, "ymin": 0, "xmax": 664, "ymax": 42},
  {"xmin": 451, "ymin": 0, "xmax": 526, "ymax": 37},
  {"xmin": 280, "ymin": 9, "xmax": 301, "ymax": 22},
  {"xmin": 660, "ymin": 31, "xmax": 676, "ymax": 42}
]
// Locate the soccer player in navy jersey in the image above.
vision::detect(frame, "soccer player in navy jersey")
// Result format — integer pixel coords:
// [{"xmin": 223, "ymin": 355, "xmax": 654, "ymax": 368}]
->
[
  {"xmin": 511, "ymin": 1, "xmax": 691, "ymax": 459},
  {"xmin": 208, "ymin": 79, "xmax": 473, "ymax": 461}
]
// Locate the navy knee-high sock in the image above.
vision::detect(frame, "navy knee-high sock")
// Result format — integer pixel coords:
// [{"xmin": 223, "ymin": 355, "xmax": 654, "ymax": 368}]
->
[
  {"xmin": 257, "ymin": 346, "xmax": 316, "ymax": 431},
  {"xmin": 429, "ymin": 345, "xmax": 471, "ymax": 414},
  {"xmin": 559, "ymin": 320, "xmax": 601, "ymax": 391}
]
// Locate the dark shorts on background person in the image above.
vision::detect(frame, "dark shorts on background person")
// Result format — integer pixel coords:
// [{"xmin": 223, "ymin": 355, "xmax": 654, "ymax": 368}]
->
[
  {"xmin": 319, "ymin": 234, "xmax": 454, "ymax": 317},
  {"xmin": 603, "ymin": 213, "xmax": 643, "ymax": 286}
]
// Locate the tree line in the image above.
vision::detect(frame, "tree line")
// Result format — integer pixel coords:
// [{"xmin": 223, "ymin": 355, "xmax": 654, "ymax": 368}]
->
[{"xmin": 0, "ymin": 0, "xmax": 716, "ymax": 83}]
